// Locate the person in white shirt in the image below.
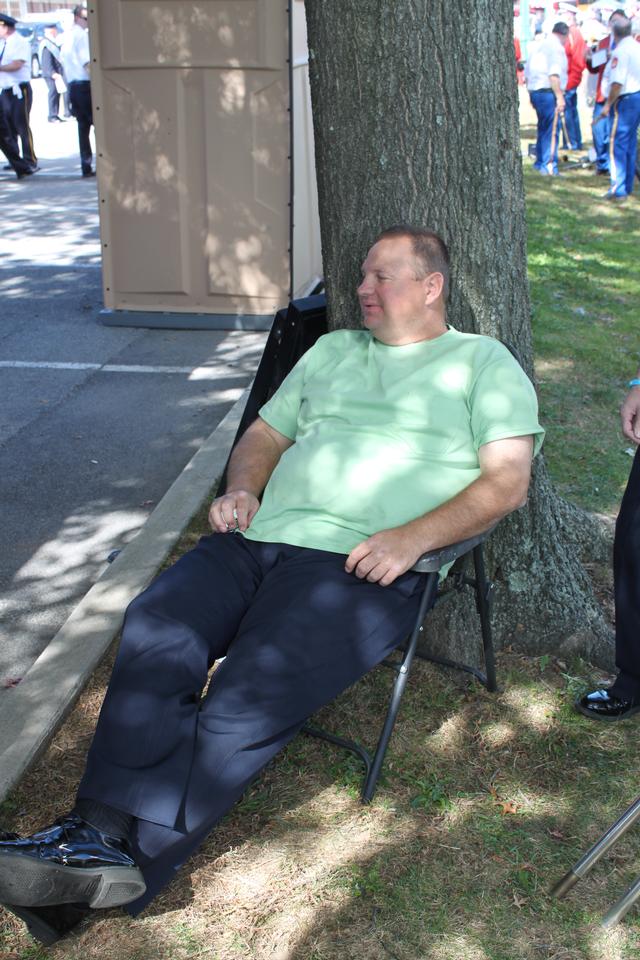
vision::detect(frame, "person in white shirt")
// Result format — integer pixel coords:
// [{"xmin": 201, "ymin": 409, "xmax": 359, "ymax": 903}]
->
[
  {"xmin": 59, "ymin": 4, "xmax": 94, "ymax": 177},
  {"xmin": 596, "ymin": 14, "xmax": 640, "ymax": 197},
  {"xmin": 0, "ymin": 12, "xmax": 37, "ymax": 172},
  {"xmin": 525, "ymin": 22, "xmax": 570, "ymax": 175}
]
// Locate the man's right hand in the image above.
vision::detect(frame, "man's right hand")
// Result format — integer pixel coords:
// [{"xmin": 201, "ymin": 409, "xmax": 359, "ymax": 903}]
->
[
  {"xmin": 621, "ymin": 386, "xmax": 640, "ymax": 444},
  {"xmin": 209, "ymin": 490, "xmax": 260, "ymax": 533}
]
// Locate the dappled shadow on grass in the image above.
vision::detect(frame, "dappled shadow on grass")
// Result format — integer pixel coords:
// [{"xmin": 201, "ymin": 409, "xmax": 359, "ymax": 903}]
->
[
  {"xmin": 2, "ymin": 645, "xmax": 640, "ymax": 960},
  {"xmin": 524, "ymin": 163, "xmax": 640, "ymax": 514}
]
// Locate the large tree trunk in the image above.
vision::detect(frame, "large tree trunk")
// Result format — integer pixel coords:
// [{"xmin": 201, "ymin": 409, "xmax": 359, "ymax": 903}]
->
[{"xmin": 304, "ymin": 0, "xmax": 614, "ymax": 667}]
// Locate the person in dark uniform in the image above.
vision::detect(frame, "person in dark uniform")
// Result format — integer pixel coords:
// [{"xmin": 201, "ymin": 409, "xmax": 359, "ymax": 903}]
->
[
  {"xmin": 0, "ymin": 11, "xmax": 37, "ymax": 171},
  {"xmin": 40, "ymin": 24, "xmax": 69, "ymax": 122},
  {"xmin": 577, "ymin": 374, "xmax": 640, "ymax": 720},
  {"xmin": 59, "ymin": 4, "xmax": 94, "ymax": 176}
]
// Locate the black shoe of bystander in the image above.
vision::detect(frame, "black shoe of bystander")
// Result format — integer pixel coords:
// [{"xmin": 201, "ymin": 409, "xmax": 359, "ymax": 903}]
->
[{"xmin": 575, "ymin": 687, "xmax": 640, "ymax": 721}]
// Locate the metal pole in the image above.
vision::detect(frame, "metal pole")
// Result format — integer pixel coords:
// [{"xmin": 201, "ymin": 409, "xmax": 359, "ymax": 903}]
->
[
  {"xmin": 551, "ymin": 796, "xmax": 640, "ymax": 898},
  {"xmin": 602, "ymin": 875, "xmax": 640, "ymax": 928}
]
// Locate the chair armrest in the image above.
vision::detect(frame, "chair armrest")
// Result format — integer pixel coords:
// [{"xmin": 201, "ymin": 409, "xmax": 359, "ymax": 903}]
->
[{"xmin": 411, "ymin": 526, "xmax": 496, "ymax": 574}]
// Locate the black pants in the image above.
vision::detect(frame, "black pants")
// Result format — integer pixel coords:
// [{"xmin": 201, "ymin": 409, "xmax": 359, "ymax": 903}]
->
[
  {"xmin": 612, "ymin": 447, "xmax": 640, "ymax": 698},
  {"xmin": 68, "ymin": 80, "xmax": 93, "ymax": 173},
  {"xmin": 0, "ymin": 91, "xmax": 32, "ymax": 176},
  {"xmin": 0, "ymin": 83, "xmax": 36, "ymax": 165},
  {"xmin": 77, "ymin": 534, "xmax": 426, "ymax": 913}
]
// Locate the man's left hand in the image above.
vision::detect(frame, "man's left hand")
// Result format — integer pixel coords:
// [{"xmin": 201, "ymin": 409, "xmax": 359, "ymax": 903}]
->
[{"xmin": 345, "ymin": 527, "xmax": 423, "ymax": 587}]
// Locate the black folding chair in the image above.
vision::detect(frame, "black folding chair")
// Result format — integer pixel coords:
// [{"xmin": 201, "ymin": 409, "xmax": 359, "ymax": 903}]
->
[
  {"xmin": 219, "ymin": 293, "xmax": 501, "ymax": 803},
  {"xmin": 551, "ymin": 795, "xmax": 640, "ymax": 927},
  {"xmin": 303, "ymin": 527, "xmax": 497, "ymax": 803}
]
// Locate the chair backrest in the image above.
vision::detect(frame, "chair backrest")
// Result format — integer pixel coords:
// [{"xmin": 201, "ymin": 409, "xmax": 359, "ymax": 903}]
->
[{"xmin": 216, "ymin": 294, "xmax": 327, "ymax": 494}]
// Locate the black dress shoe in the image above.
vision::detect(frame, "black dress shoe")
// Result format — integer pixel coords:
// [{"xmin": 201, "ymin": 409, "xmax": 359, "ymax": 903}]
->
[
  {"xmin": 575, "ymin": 688, "xmax": 640, "ymax": 721},
  {"xmin": 0, "ymin": 813, "xmax": 145, "ymax": 909},
  {"xmin": 1, "ymin": 901, "xmax": 90, "ymax": 945}
]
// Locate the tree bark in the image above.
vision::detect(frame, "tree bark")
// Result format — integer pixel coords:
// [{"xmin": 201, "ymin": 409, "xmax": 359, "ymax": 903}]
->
[{"xmin": 304, "ymin": 0, "xmax": 614, "ymax": 666}]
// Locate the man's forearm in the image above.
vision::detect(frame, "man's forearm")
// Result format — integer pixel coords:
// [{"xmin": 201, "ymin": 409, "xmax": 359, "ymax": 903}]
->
[
  {"xmin": 402, "ymin": 467, "xmax": 529, "ymax": 555},
  {"xmin": 0, "ymin": 61, "xmax": 25, "ymax": 73},
  {"xmin": 605, "ymin": 81, "xmax": 623, "ymax": 111},
  {"xmin": 550, "ymin": 75, "xmax": 565, "ymax": 109},
  {"xmin": 225, "ymin": 419, "xmax": 288, "ymax": 498}
]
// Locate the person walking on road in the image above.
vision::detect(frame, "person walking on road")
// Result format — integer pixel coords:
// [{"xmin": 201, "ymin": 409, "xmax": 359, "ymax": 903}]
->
[
  {"xmin": 40, "ymin": 24, "xmax": 69, "ymax": 123},
  {"xmin": 60, "ymin": 4, "xmax": 94, "ymax": 177},
  {"xmin": 0, "ymin": 12, "xmax": 37, "ymax": 172}
]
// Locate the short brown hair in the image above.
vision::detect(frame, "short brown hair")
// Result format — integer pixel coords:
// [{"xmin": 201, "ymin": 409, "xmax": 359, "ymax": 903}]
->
[{"xmin": 374, "ymin": 224, "xmax": 450, "ymax": 299}]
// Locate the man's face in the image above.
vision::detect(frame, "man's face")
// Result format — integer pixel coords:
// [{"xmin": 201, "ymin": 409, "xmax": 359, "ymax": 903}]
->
[
  {"xmin": 76, "ymin": 8, "xmax": 88, "ymax": 26},
  {"xmin": 357, "ymin": 236, "xmax": 437, "ymax": 344},
  {"xmin": 0, "ymin": 23, "xmax": 9, "ymax": 39}
]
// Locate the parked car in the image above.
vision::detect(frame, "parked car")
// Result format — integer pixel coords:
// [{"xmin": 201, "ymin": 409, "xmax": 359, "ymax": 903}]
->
[{"xmin": 16, "ymin": 20, "xmax": 64, "ymax": 78}]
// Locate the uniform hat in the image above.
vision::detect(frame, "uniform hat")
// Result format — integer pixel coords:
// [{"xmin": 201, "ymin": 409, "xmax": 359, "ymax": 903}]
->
[
  {"xmin": 558, "ymin": 1, "xmax": 578, "ymax": 9},
  {"xmin": 0, "ymin": 13, "xmax": 17, "ymax": 26}
]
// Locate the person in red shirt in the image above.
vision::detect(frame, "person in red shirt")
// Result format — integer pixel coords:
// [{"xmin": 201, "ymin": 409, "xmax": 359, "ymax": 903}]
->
[
  {"xmin": 559, "ymin": 1, "xmax": 588, "ymax": 148},
  {"xmin": 586, "ymin": 8, "xmax": 627, "ymax": 173}
]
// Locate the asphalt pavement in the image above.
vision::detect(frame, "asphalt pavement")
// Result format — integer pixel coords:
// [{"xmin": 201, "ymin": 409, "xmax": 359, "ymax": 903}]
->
[{"xmin": 0, "ymin": 79, "xmax": 267, "ymax": 688}]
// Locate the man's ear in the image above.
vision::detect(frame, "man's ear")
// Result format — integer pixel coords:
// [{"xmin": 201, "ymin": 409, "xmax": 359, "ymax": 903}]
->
[{"xmin": 423, "ymin": 272, "xmax": 445, "ymax": 304}]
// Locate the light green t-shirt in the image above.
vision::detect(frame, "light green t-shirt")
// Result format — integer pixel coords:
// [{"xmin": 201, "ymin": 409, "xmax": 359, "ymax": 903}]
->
[{"xmin": 243, "ymin": 328, "xmax": 544, "ymax": 556}]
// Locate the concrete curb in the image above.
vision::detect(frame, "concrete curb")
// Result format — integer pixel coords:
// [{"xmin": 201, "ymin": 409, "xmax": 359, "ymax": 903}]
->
[{"xmin": 0, "ymin": 388, "xmax": 249, "ymax": 803}]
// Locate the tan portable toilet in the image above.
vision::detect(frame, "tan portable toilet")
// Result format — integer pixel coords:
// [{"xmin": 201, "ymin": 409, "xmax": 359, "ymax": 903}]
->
[{"xmin": 90, "ymin": 0, "xmax": 321, "ymax": 330}]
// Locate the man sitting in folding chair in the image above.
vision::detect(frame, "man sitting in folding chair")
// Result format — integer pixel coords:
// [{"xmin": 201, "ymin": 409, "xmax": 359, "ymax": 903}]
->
[{"xmin": 0, "ymin": 225, "xmax": 544, "ymax": 934}]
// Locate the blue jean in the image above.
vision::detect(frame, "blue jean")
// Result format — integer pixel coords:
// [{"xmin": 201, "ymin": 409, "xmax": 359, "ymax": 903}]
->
[
  {"xmin": 562, "ymin": 88, "xmax": 582, "ymax": 149},
  {"xmin": 530, "ymin": 89, "xmax": 560, "ymax": 174},
  {"xmin": 609, "ymin": 91, "xmax": 640, "ymax": 196},
  {"xmin": 592, "ymin": 101, "xmax": 611, "ymax": 172},
  {"xmin": 77, "ymin": 533, "xmax": 427, "ymax": 912}
]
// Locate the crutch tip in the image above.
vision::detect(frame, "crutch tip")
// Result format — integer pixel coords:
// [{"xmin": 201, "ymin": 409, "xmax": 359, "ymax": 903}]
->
[{"xmin": 550, "ymin": 870, "xmax": 579, "ymax": 899}]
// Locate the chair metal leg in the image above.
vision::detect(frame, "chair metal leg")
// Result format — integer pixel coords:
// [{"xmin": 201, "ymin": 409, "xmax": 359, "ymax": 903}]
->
[
  {"xmin": 551, "ymin": 795, "xmax": 640, "ymax": 899},
  {"xmin": 361, "ymin": 572, "xmax": 440, "ymax": 803},
  {"xmin": 473, "ymin": 544, "xmax": 497, "ymax": 692},
  {"xmin": 413, "ymin": 545, "xmax": 496, "ymax": 691},
  {"xmin": 301, "ymin": 725, "xmax": 372, "ymax": 778}
]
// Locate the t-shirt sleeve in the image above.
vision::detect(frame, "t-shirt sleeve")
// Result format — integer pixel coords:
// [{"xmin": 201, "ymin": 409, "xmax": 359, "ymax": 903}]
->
[
  {"xmin": 547, "ymin": 47, "xmax": 565, "ymax": 77},
  {"xmin": 257, "ymin": 351, "xmax": 311, "ymax": 441},
  {"xmin": 469, "ymin": 342, "xmax": 545, "ymax": 455},
  {"xmin": 609, "ymin": 49, "xmax": 628, "ymax": 86}
]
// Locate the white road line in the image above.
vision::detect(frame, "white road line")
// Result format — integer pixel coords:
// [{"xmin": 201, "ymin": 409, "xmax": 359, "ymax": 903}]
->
[
  {"xmin": 0, "ymin": 262, "xmax": 101, "ymax": 270},
  {"xmin": 0, "ymin": 360, "xmax": 238, "ymax": 379}
]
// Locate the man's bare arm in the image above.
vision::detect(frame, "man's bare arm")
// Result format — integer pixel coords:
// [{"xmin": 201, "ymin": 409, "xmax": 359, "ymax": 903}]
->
[
  {"xmin": 621, "ymin": 371, "xmax": 640, "ymax": 443},
  {"xmin": 0, "ymin": 59, "xmax": 26, "ymax": 73},
  {"xmin": 208, "ymin": 417, "xmax": 293, "ymax": 533},
  {"xmin": 597, "ymin": 81, "xmax": 623, "ymax": 121},
  {"xmin": 345, "ymin": 435, "xmax": 534, "ymax": 586},
  {"xmin": 550, "ymin": 75, "xmax": 565, "ymax": 113}
]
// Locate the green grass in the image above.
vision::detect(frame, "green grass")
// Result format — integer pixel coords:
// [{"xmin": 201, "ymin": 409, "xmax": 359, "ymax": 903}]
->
[{"xmin": 525, "ymin": 165, "xmax": 640, "ymax": 513}]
